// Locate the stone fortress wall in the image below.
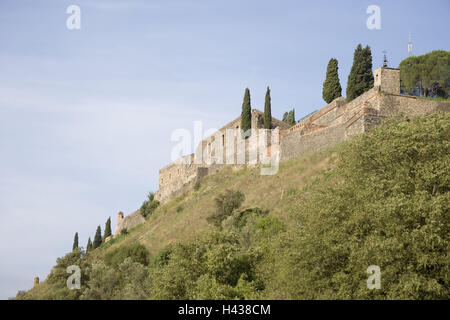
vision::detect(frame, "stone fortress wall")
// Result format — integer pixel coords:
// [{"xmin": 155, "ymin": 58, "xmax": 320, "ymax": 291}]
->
[
  {"xmin": 154, "ymin": 110, "xmax": 290, "ymax": 204},
  {"xmin": 280, "ymin": 68, "xmax": 449, "ymax": 161},
  {"xmin": 114, "ymin": 67, "xmax": 450, "ymax": 233},
  {"xmin": 150, "ymin": 67, "xmax": 450, "ymax": 204},
  {"xmin": 114, "ymin": 210, "xmax": 145, "ymax": 236}
]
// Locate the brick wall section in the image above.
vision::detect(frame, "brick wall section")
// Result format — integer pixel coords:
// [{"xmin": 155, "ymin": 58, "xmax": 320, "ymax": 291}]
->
[{"xmin": 379, "ymin": 93, "xmax": 450, "ymax": 117}]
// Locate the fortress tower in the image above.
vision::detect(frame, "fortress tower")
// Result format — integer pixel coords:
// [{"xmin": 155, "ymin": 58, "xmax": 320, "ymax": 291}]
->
[
  {"xmin": 117, "ymin": 211, "xmax": 124, "ymax": 223},
  {"xmin": 33, "ymin": 277, "xmax": 39, "ymax": 287},
  {"xmin": 374, "ymin": 67, "xmax": 400, "ymax": 94}
]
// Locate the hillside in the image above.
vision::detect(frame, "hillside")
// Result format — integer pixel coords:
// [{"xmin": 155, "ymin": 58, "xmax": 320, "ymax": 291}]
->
[{"xmin": 18, "ymin": 113, "xmax": 450, "ymax": 300}]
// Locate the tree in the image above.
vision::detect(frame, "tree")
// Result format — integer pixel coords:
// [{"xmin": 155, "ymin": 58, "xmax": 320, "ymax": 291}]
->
[
  {"xmin": 72, "ymin": 232, "xmax": 79, "ymax": 251},
  {"xmin": 207, "ymin": 189, "xmax": 245, "ymax": 228},
  {"xmin": 104, "ymin": 217, "xmax": 112, "ymax": 240},
  {"xmin": 399, "ymin": 50, "xmax": 449, "ymax": 98},
  {"xmin": 93, "ymin": 226, "xmax": 102, "ymax": 249},
  {"xmin": 86, "ymin": 237, "xmax": 92, "ymax": 252},
  {"xmin": 346, "ymin": 44, "xmax": 374, "ymax": 101},
  {"xmin": 289, "ymin": 109, "xmax": 296, "ymax": 126},
  {"xmin": 264, "ymin": 86, "xmax": 272, "ymax": 129},
  {"xmin": 140, "ymin": 192, "xmax": 160, "ymax": 218},
  {"xmin": 240, "ymin": 88, "xmax": 252, "ymax": 137},
  {"xmin": 322, "ymin": 58, "xmax": 342, "ymax": 103},
  {"xmin": 282, "ymin": 109, "xmax": 296, "ymax": 126}
]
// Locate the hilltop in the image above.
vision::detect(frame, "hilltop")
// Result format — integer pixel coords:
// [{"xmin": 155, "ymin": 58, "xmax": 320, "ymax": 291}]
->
[{"xmin": 18, "ymin": 112, "xmax": 450, "ymax": 300}]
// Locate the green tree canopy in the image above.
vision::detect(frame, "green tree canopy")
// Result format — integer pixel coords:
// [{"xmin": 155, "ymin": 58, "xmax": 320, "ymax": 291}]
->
[
  {"xmin": 399, "ymin": 50, "xmax": 449, "ymax": 98},
  {"xmin": 86, "ymin": 237, "xmax": 92, "ymax": 252},
  {"xmin": 322, "ymin": 58, "xmax": 342, "ymax": 103},
  {"xmin": 104, "ymin": 217, "xmax": 112, "ymax": 240},
  {"xmin": 282, "ymin": 109, "xmax": 296, "ymax": 126},
  {"xmin": 264, "ymin": 86, "xmax": 272, "ymax": 129},
  {"xmin": 93, "ymin": 226, "xmax": 102, "ymax": 249},
  {"xmin": 346, "ymin": 44, "xmax": 374, "ymax": 101},
  {"xmin": 268, "ymin": 112, "xmax": 450, "ymax": 299},
  {"xmin": 240, "ymin": 88, "xmax": 252, "ymax": 137},
  {"xmin": 72, "ymin": 232, "xmax": 79, "ymax": 251}
]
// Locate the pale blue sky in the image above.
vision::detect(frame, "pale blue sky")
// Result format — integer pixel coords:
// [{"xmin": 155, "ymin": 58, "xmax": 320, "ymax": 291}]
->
[{"xmin": 0, "ymin": 0, "xmax": 448, "ymax": 299}]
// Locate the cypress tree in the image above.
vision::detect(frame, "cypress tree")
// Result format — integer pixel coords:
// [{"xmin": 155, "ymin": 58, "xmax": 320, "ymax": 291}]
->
[
  {"xmin": 240, "ymin": 88, "xmax": 252, "ymax": 138},
  {"xmin": 346, "ymin": 44, "xmax": 363, "ymax": 101},
  {"xmin": 72, "ymin": 232, "xmax": 79, "ymax": 251},
  {"xmin": 282, "ymin": 109, "xmax": 296, "ymax": 126},
  {"xmin": 104, "ymin": 217, "xmax": 112, "ymax": 239},
  {"xmin": 264, "ymin": 86, "xmax": 272, "ymax": 129},
  {"xmin": 86, "ymin": 237, "xmax": 92, "ymax": 252},
  {"xmin": 346, "ymin": 44, "xmax": 374, "ymax": 101},
  {"xmin": 93, "ymin": 226, "xmax": 102, "ymax": 249},
  {"xmin": 322, "ymin": 58, "xmax": 342, "ymax": 103},
  {"xmin": 362, "ymin": 45, "xmax": 374, "ymax": 91},
  {"xmin": 289, "ymin": 109, "xmax": 296, "ymax": 126}
]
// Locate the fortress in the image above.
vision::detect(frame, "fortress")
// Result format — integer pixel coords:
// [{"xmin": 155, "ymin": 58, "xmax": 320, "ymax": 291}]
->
[{"xmin": 115, "ymin": 67, "xmax": 450, "ymax": 234}]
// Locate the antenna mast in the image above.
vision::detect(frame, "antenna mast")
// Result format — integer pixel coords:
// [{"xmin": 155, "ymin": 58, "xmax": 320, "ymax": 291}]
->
[{"xmin": 408, "ymin": 33, "xmax": 413, "ymax": 56}]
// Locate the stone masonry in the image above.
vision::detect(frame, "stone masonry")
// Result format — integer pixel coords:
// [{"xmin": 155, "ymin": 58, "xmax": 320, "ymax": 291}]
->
[{"xmin": 150, "ymin": 67, "xmax": 450, "ymax": 204}]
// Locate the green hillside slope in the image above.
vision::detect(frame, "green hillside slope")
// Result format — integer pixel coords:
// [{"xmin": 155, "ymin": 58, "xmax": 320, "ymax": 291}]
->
[{"xmin": 18, "ymin": 112, "xmax": 449, "ymax": 300}]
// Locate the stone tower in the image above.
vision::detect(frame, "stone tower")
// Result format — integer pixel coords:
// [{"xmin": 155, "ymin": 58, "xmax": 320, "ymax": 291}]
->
[
  {"xmin": 33, "ymin": 277, "xmax": 39, "ymax": 287},
  {"xmin": 113, "ymin": 211, "xmax": 124, "ymax": 235},
  {"xmin": 117, "ymin": 211, "xmax": 124, "ymax": 223},
  {"xmin": 374, "ymin": 67, "xmax": 400, "ymax": 94}
]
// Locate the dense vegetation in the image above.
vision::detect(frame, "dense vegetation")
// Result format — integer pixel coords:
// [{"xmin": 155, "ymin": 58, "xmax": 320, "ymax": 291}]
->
[
  {"xmin": 18, "ymin": 113, "xmax": 449, "ymax": 300},
  {"xmin": 399, "ymin": 50, "xmax": 449, "ymax": 98}
]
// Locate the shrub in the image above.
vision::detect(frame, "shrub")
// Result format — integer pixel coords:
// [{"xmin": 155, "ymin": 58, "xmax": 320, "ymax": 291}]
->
[
  {"xmin": 150, "ymin": 232, "xmax": 262, "ymax": 300},
  {"xmin": 207, "ymin": 189, "xmax": 245, "ymax": 228},
  {"xmin": 151, "ymin": 246, "xmax": 173, "ymax": 268},
  {"xmin": 104, "ymin": 243, "xmax": 150, "ymax": 268},
  {"xmin": 140, "ymin": 192, "xmax": 160, "ymax": 218}
]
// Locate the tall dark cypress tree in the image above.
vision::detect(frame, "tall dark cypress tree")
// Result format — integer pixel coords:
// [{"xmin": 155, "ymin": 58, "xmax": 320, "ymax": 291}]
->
[
  {"xmin": 104, "ymin": 217, "xmax": 112, "ymax": 239},
  {"xmin": 72, "ymin": 232, "xmax": 79, "ymax": 251},
  {"xmin": 240, "ymin": 88, "xmax": 252, "ymax": 138},
  {"xmin": 86, "ymin": 237, "xmax": 92, "ymax": 252},
  {"xmin": 362, "ymin": 45, "xmax": 374, "ymax": 91},
  {"xmin": 264, "ymin": 86, "xmax": 272, "ymax": 129},
  {"xmin": 289, "ymin": 109, "xmax": 296, "ymax": 126},
  {"xmin": 322, "ymin": 58, "xmax": 342, "ymax": 103},
  {"xmin": 346, "ymin": 44, "xmax": 363, "ymax": 101},
  {"xmin": 346, "ymin": 44, "xmax": 374, "ymax": 101},
  {"xmin": 93, "ymin": 226, "xmax": 102, "ymax": 249}
]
